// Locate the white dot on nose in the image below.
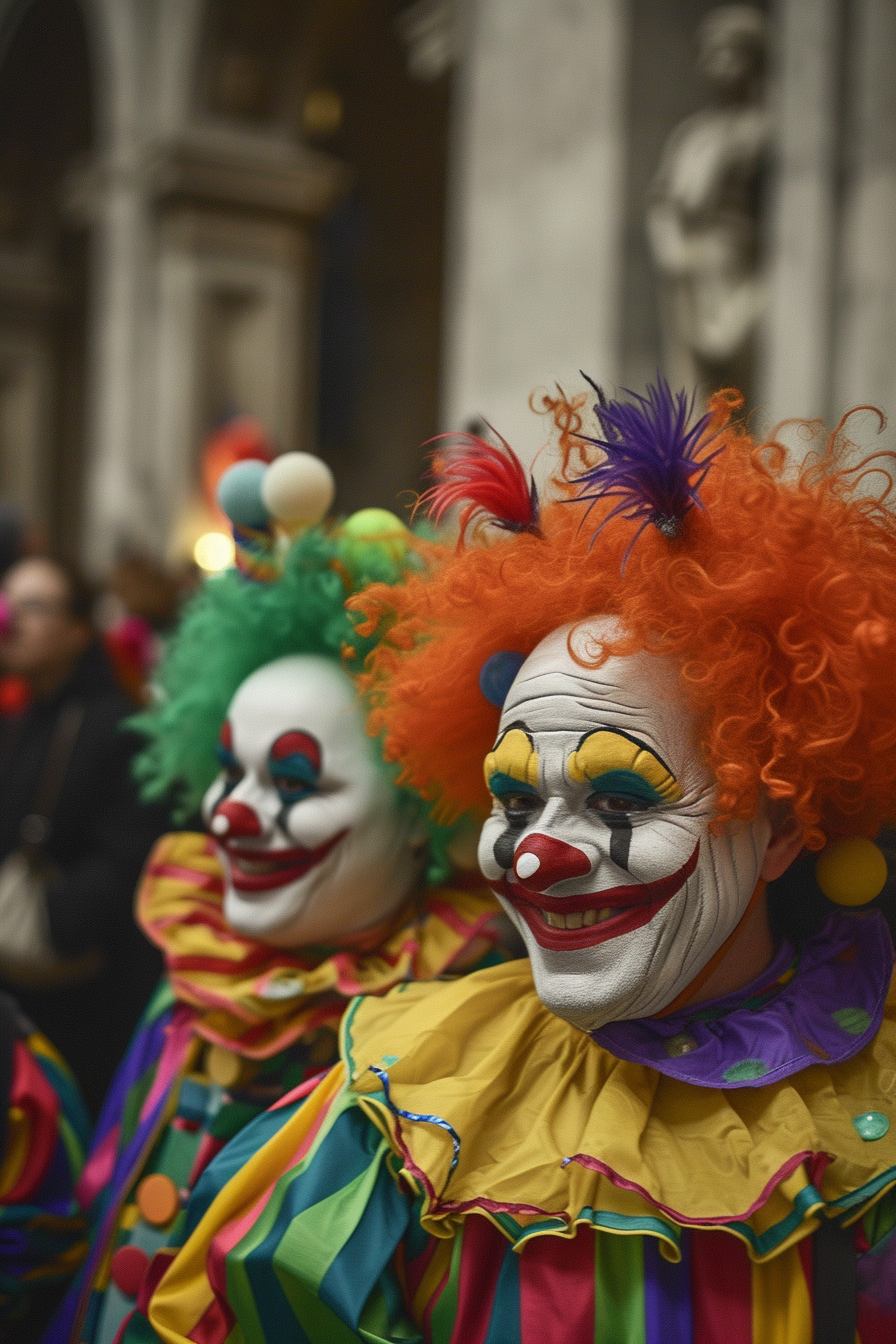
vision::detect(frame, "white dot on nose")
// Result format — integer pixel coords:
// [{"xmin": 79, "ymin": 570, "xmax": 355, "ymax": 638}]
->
[
  {"xmin": 515, "ymin": 852, "xmax": 540, "ymax": 880},
  {"xmin": 210, "ymin": 814, "xmax": 230, "ymax": 836}
]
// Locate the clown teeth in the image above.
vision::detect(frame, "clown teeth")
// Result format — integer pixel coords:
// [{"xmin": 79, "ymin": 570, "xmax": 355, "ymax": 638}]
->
[
  {"xmin": 233, "ymin": 856, "xmax": 292, "ymax": 875},
  {"xmin": 542, "ymin": 907, "xmax": 618, "ymax": 930}
]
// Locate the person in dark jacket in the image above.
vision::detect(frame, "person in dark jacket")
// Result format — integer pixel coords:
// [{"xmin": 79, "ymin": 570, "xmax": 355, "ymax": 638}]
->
[{"xmin": 0, "ymin": 557, "xmax": 168, "ymax": 1115}]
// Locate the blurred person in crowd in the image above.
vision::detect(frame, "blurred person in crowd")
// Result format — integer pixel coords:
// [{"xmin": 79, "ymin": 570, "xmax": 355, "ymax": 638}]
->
[
  {"xmin": 0, "ymin": 556, "xmax": 169, "ymax": 1115},
  {"xmin": 103, "ymin": 554, "xmax": 185, "ymax": 703}
]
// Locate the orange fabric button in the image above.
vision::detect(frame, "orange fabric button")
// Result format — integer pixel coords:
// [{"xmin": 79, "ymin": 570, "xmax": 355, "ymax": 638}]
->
[
  {"xmin": 136, "ymin": 1173, "xmax": 180, "ymax": 1227},
  {"xmin": 110, "ymin": 1244, "xmax": 150, "ymax": 1298}
]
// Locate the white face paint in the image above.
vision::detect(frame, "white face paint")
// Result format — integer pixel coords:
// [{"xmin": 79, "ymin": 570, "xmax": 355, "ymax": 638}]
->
[
  {"xmin": 477, "ymin": 621, "xmax": 772, "ymax": 1030},
  {"xmin": 202, "ymin": 655, "xmax": 423, "ymax": 947}
]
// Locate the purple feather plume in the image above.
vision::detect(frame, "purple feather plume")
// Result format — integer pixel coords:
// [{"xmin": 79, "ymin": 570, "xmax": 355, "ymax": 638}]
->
[{"xmin": 574, "ymin": 375, "xmax": 722, "ymax": 552}]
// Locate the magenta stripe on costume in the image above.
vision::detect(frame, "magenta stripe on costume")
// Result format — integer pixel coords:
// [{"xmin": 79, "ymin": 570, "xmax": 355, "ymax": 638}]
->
[
  {"xmin": 267, "ymin": 1073, "xmax": 326, "ymax": 1112},
  {"xmin": 644, "ymin": 1231, "xmax": 692, "ymax": 1344},
  {"xmin": 145, "ymin": 861, "xmax": 224, "ymax": 892},
  {"xmin": 139, "ymin": 1008, "xmax": 196, "ymax": 1117},
  {"xmin": 206, "ymin": 1084, "xmax": 342, "ymax": 1302},
  {"xmin": 76, "ymin": 1123, "xmax": 119, "ymax": 1207},
  {"xmin": 519, "ymin": 1227, "xmax": 596, "ymax": 1344},
  {"xmin": 192, "ymin": 1005, "xmax": 336, "ymax": 1059},
  {"xmin": 690, "ymin": 1230, "xmax": 752, "ymax": 1344},
  {"xmin": 562, "ymin": 1149, "xmax": 813, "ymax": 1226},
  {"xmin": 331, "ymin": 945, "xmax": 410, "ymax": 995},
  {"xmin": 426, "ymin": 898, "xmax": 483, "ymax": 938},
  {"xmin": 451, "ymin": 1216, "xmax": 507, "ymax": 1344}
]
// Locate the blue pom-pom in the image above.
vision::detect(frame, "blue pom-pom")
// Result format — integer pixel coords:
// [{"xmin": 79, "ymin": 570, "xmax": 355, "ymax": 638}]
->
[
  {"xmin": 216, "ymin": 460, "xmax": 270, "ymax": 529},
  {"xmin": 479, "ymin": 651, "xmax": 526, "ymax": 707}
]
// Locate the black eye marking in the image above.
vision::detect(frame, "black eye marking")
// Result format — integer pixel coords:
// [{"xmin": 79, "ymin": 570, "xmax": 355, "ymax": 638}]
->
[
  {"xmin": 493, "ymin": 829, "xmax": 517, "ymax": 872},
  {"xmin": 604, "ymin": 815, "xmax": 633, "ymax": 872}
]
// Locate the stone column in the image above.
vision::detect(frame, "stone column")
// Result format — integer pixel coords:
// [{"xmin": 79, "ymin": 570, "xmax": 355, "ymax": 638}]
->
[
  {"xmin": 77, "ymin": 0, "xmax": 347, "ymax": 571},
  {"xmin": 0, "ymin": 257, "xmax": 60, "ymax": 524},
  {"xmin": 833, "ymin": 0, "xmax": 896, "ymax": 439},
  {"xmin": 146, "ymin": 130, "xmax": 348, "ymax": 561},
  {"xmin": 442, "ymin": 0, "xmax": 629, "ymax": 460},
  {"xmin": 757, "ymin": 0, "xmax": 842, "ymax": 427}
]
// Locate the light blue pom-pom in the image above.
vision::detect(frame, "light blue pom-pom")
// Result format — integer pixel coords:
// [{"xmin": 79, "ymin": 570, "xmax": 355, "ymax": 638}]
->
[
  {"xmin": 479, "ymin": 651, "xmax": 526, "ymax": 707},
  {"xmin": 216, "ymin": 460, "xmax": 270, "ymax": 529}
]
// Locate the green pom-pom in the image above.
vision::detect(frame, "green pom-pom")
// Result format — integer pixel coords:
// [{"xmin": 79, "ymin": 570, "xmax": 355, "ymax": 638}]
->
[{"xmin": 338, "ymin": 509, "xmax": 409, "ymax": 583}]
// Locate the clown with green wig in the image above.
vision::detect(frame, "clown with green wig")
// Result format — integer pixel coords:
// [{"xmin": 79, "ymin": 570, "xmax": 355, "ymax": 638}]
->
[{"xmin": 47, "ymin": 456, "xmax": 509, "ymax": 1344}]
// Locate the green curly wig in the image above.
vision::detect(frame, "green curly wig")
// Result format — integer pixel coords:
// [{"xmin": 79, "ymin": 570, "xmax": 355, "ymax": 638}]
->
[{"xmin": 131, "ymin": 524, "xmax": 460, "ymax": 883}]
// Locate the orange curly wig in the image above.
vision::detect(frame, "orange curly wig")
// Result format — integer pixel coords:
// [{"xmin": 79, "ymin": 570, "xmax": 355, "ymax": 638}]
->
[{"xmin": 352, "ymin": 389, "xmax": 896, "ymax": 850}]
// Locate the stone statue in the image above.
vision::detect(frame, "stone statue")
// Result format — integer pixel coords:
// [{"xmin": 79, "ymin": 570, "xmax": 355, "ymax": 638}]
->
[{"xmin": 646, "ymin": 5, "xmax": 769, "ymax": 400}]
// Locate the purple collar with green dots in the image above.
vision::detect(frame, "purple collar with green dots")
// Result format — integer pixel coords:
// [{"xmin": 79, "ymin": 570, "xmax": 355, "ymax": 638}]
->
[{"xmin": 590, "ymin": 909, "xmax": 894, "ymax": 1088}]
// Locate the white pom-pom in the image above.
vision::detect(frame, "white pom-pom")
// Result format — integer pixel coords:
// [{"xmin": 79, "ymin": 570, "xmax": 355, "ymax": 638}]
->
[{"xmin": 261, "ymin": 453, "xmax": 335, "ymax": 526}]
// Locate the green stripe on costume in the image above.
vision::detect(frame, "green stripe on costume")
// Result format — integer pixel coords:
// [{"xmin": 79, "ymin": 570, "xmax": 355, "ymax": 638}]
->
[
  {"xmin": 428, "ymin": 1232, "xmax": 462, "ymax": 1344},
  {"xmin": 595, "ymin": 1231, "xmax": 645, "ymax": 1344}
]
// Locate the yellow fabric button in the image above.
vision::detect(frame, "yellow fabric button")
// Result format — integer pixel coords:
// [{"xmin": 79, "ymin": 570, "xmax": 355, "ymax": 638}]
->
[
  {"xmin": 136, "ymin": 1173, "xmax": 180, "ymax": 1227},
  {"xmin": 815, "ymin": 837, "xmax": 887, "ymax": 906},
  {"xmin": 205, "ymin": 1043, "xmax": 251, "ymax": 1088}
]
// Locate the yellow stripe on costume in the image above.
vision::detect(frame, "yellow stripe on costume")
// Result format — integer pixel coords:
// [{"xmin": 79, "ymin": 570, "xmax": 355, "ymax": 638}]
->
[
  {"xmin": 751, "ymin": 1241, "xmax": 813, "ymax": 1344},
  {"xmin": 148, "ymin": 1061, "xmax": 347, "ymax": 1343},
  {"xmin": 0, "ymin": 1107, "xmax": 28, "ymax": 1199},
  {"xmin": 411, "ymin": 1236, "xmax": 452, "ymax": 1326}
]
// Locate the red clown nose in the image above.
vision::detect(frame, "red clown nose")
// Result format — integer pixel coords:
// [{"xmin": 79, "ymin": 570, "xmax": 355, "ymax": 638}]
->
[
  {"xmin": 513, "ymin": 833, "xmax": 591, "ymax": 891},
  {"xmin": 211, "ymin": 799, "xmax": 262, "ymax": 839}
]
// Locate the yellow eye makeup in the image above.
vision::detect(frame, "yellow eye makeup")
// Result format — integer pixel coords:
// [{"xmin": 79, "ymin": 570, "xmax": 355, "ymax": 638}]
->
[
  {"xmin": 567, "ymin": 729, "xmax": 681, "ymax": 804},
  {"xmin": 484, "ymin": 726, "xmax": 540, "ymax": 795}
]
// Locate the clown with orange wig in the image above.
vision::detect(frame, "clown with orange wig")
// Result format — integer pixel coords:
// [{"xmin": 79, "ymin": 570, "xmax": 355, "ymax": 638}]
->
[{"xmin": 145, "ymin": 379, "xmax": 896, "ymax": 1343}]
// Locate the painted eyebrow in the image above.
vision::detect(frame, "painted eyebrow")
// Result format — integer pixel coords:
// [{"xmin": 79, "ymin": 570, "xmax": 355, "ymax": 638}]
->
[
  {"xmin": 488, "ymin": 719, "xmax": 533, "ymax": 753},
  {"xmin": 575, "ymin": 725, "xmax": 676, "ymax": 780}
]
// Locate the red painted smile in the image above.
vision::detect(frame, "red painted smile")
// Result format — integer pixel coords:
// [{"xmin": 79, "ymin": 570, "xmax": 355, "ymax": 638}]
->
[
  {"xmin": 497, "ymin": 841, "xmax": 700, "ymax": 950},
  {"xmin": 218, "ymin": 833, "xmax": 346, "ymax": 894}
]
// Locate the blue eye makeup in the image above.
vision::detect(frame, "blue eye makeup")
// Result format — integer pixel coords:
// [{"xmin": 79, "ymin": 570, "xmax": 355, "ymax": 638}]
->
[
  {"xmin": 488, "ymin": 772, "xmax": 542, "ymax": 828},
  {"xmin": 585, "ymin": 770, "xmax": 664, "ymax": 808},
  {"xmin": 269, "ymin": 730, "xmax": 322, "ymax": 806},
  {"xmin": 216, "ymin": 723, "xmax": 244, "ymax": 793},
  {"xmin": 487, "ymin": 771, "xmax": 539, "ymax": 799}
]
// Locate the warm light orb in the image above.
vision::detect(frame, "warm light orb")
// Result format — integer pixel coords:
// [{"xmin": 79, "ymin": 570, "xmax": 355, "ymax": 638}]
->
[{"xmin": 194, "ymin": 531, "xmax": 235, "ymax": 572}]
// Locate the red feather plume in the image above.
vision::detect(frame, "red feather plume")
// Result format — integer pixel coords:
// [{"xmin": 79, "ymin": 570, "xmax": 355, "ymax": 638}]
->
[{"xmin": 417, "ymin": 431, "xmax": 540, "ymax": 539}]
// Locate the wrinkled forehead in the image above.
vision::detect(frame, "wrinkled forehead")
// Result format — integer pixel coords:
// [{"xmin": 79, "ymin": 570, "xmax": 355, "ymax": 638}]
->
[
  {"xmin": 500, "ymin": 621, "xmax": 695, "ymax": 763},
  {"xmin": 228, "ymin": 655, "xmax": 364, "ymax": 755}
]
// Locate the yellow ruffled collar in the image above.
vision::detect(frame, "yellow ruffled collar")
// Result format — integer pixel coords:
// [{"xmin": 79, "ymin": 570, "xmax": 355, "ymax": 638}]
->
[
  {"xmin": 345, "ymin": 958, "xmax": 896, "ymax": 1259},
  {"xmin": 137, "ymin": 831, "xmax": 504, "ymax": 1058}
]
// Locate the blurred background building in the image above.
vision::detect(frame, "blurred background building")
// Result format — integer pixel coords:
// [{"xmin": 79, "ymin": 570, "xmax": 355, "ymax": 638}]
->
[{"xmin": 0, "ymin": 0, "xmax": 890, "ymax": 572}]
